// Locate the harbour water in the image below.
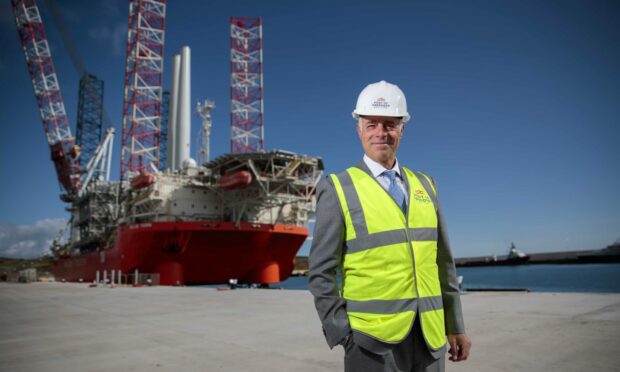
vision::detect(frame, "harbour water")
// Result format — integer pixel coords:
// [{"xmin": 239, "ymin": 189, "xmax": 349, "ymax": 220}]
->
[{"xmin": 277, "ymin": 263, "xmax": 620, "ymax": 293}]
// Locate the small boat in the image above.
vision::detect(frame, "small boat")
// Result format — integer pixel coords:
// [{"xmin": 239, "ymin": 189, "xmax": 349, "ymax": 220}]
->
[
  {"xmin": 456, "ymin": 243, "xmax": 530, "ymax": 267},
  {"xmin": 506, "ymin": 242, "xmax": 530, "ymax": 263}
]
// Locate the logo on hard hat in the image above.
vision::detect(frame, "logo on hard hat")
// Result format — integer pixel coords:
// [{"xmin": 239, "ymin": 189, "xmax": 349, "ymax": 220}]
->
[{"xmin": 371, "ymin": 97, "xmax": 390, "ymax": 109}]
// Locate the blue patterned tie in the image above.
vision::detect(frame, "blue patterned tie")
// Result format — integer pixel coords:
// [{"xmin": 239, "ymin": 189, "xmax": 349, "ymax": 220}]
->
[{"xmin": 383, "ymin": 170, "xmax": 406, "ymax": 213}]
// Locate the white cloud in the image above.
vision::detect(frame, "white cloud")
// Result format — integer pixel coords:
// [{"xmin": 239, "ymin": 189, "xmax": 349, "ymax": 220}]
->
[
  {"xmin": 88, "ymin": 22, "xmax": 127, "ymax": 56},
  {"xmin": 0, "ymin": 219, "xmax": 67, "ymax": 259}
]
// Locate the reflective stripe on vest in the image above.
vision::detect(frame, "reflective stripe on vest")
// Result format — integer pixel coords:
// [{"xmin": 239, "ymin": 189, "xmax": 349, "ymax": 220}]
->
[{"xmin": 330, "ymin": 166, "xmax": 447, "ymax": 349}]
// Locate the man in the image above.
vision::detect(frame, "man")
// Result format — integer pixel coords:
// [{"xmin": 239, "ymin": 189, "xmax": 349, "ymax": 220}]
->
[{"xmin": 309, "ymin": 81, "xmax": 471, "ymax": 372}]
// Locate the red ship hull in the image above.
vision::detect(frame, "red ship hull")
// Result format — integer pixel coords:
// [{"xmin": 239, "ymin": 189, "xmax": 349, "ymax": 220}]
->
[{"xmin": 53, "ymin": 221, "xmax": 308, "ymax": 285}]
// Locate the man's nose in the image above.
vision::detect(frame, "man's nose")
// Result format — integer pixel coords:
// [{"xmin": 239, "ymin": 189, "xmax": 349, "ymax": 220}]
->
[{"xmin": 375, "ymin": 123, "xmax": 388, "ymax": 135}]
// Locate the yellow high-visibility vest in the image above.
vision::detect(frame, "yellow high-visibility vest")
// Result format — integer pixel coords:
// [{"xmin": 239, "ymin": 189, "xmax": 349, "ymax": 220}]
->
[{"xmin": 330, "ymin": 166, "xmax": 446, "ymax": 349}]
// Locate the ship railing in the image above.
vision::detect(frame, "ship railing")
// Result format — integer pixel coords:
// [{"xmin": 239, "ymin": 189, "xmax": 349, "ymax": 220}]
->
[
  {"xmin": 124, "ymin": 272, "xmax": 160, "ymax": 286},
  {"xmin": 94, "ymin": 270, "xmax": 161, "ymax": 286},
  {"xmin": 121, "ymin": 210, "xmax": 223, "ymax": 224}
]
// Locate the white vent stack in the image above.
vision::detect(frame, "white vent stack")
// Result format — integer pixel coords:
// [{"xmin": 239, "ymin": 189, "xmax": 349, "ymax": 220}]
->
[
  {"xmin": 177, "ymin": 46, "xmax": 191, "ymax": 169},
  {"xmin": 167, "ymin": 54, "xmax": 180, "ymax": 171},
  {"xmin": 167, "ymin": 46, "xmax": 192, "ymax": 171}
]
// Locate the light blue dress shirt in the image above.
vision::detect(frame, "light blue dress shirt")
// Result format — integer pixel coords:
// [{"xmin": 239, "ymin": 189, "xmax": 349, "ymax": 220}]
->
[{"xmin": 362, "ymin": 154, "xmax": 408, "ymax": 204}]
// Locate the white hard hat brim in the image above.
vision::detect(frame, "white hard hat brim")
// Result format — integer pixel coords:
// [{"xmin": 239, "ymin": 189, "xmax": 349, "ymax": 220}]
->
[{"xmin": 352, "ymin": 111, "xmax": 410, "ymax": 123}]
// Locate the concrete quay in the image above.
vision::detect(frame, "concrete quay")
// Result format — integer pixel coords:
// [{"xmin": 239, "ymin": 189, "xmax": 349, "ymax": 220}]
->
[{"xmin": 0, "ymin": 283, "xmax": 618, "ymax": 372}]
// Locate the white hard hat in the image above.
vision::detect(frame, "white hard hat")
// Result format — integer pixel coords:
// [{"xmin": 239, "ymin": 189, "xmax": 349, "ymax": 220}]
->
[{"xmin": 352, "ymin": 80, "xmax": 410, "ymax": 123}]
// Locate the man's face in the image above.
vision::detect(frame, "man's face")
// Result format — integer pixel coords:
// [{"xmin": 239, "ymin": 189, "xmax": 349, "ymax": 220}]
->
[{"xmin": 356, "ymin": 115, "xmax": 404, "ymax": 168}]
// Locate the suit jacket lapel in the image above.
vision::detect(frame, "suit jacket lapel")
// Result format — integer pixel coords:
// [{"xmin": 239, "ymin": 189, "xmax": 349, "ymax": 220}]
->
[{"xmin": 355, "ymin": 159, "xmax": 373, "ymax": 177}]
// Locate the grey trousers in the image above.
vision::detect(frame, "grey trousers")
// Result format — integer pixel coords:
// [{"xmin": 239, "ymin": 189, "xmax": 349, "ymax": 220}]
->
[{"xmin": 344, "ymin": 320, "xmax": 445, "ymax": 372}]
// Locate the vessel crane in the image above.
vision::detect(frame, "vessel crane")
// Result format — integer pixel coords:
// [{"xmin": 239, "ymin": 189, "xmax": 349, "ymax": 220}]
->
[
  {"xmin": 196, "ymin": 99, "xmax": 216, "ymax": 164},
  {"xmin": 11, "ymin": 0, "xmax": 81, "ymax": 195},
  {"xmin": 42, "ymin": 0, "xmax": 109, "ymax": 180}
]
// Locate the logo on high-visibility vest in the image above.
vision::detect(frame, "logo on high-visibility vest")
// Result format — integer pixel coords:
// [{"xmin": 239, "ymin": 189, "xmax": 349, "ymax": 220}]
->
[{"xmin": 413, "ymin": 189, "xmax": 432, "ymax": 203}]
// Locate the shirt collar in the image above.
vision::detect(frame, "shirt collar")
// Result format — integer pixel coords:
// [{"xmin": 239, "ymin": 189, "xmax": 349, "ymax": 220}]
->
[{"xmin": 363, "ymin": 154, "xmax": 401, "ymax": 179}]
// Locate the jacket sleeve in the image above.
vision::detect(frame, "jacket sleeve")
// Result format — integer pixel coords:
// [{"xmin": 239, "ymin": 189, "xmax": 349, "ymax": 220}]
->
[
  {"xmin": 308, "ymin": 177, "xmax": 351, "ymax": 348},
  {"xmin": 433, "ymin": 178, "xmax": 466, "ymax": 335}
]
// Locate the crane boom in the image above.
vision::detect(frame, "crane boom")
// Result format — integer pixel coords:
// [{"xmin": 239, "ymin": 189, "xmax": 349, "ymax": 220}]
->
[{"xmin": 12, "ymin": 0, "xmax": 81, "ymax": 194}]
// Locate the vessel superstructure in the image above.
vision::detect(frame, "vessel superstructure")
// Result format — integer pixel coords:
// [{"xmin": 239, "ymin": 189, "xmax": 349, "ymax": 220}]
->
[{"xmin": 54, "ymin": 150, "xmax": 323, "ymax": 285}]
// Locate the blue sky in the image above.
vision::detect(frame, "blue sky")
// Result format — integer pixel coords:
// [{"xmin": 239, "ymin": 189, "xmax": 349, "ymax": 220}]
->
[{"xmin": 1, "ymin": 0, "xmax": 618, "ymax": 258}]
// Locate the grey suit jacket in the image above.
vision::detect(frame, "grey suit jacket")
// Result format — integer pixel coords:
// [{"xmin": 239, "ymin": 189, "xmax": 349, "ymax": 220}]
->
[{"xmin": 308, "ymin": 159, "xmax": 464, "ymax": 357}]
